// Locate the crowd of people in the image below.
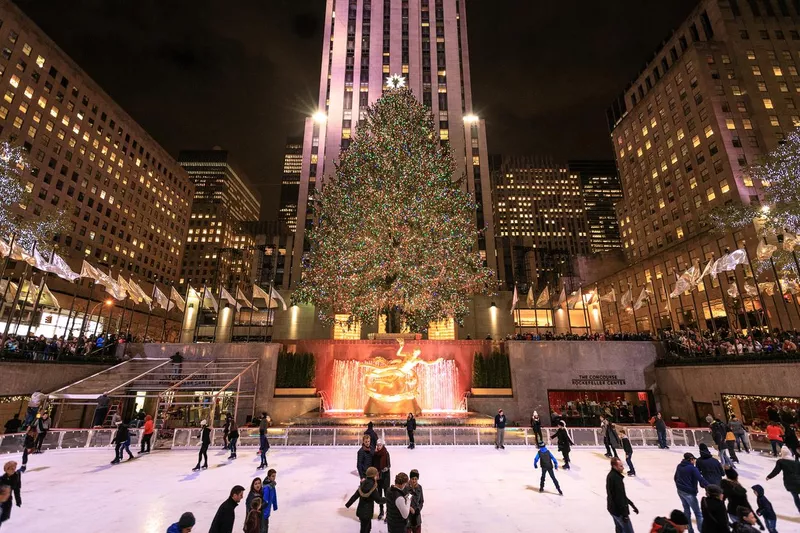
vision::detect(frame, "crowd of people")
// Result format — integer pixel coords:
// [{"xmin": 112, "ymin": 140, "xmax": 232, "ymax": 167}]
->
[
  {"xmin": 1, "ymin": 332, "xmax": 124, "ymax": 361},
  {"xmin": 506, "ymin": 331, "xmax": 655, "ymax": 341},
  {"xmin": 662, "ymin": 327, "xmax": 800, "ymax": 359}
]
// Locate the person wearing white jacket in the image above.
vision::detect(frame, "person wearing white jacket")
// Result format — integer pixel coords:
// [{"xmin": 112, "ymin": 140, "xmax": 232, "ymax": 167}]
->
[{"xmin": 385, "ymin": 472, "xmax": 413, "ymax": 533}]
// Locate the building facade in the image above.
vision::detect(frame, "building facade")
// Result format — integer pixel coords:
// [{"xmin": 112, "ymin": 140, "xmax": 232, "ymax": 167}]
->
[
  {"xmin": 278, "ymin": 137, "xmax": 302, "ymax": 234},
  {"xmin": 569, "ymin": 160, "xmax": 623, "ymax": 254},
  {"xmin": 490, "ymin": 155, "xmax": 590, "ymax": 292},
  {"xmin": 596, "ymin": 0, "xmax": 800, "ymax": 333},
  {"xmin": 178, "ymin": 149, "xmax": 261, "ymax": 293},
  {"xmin": 289, "ymin": 0, "xmax": 496, "ymax": 286}
]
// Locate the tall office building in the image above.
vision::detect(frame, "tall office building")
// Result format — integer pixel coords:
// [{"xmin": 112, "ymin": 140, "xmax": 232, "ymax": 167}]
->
[
  {"xmin": 598, "ymin": 0, "xmax": 800, "ymax": 332},
  {"xmin": 490, "ymin": 155, "xmax": 590, "ymax": 291},
  {"xmin": 278, "ymin": 137, "xmax": 302, "ymax": 233},
  {"xmin": 0, "ymin": 0, "xmax": 193, "ymax": 284},
  {"xmin": 178, "ymin": 149, "xmax": 261, "ymax": 292},
  {"xmin": 289, "ymin": 0, "xmax": 496, "ymax": 286},
  {"xmin": 569, "ymin": 160, "xmax": 623, "ymax": 254}
]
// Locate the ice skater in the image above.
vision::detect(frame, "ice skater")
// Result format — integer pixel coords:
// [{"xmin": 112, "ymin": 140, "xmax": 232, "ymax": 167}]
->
[
  {"xmin": 33, "ymin": 413, "xmax": 50, "ymax": 453},
  {"xmin": 0, "ymin": 462, "xmax": 20, "ymax": 521},
  {"xmin": 600, "ymin": 415, "xmax": 620, "ymax": 458},
  {"xmin": 765, "ymin": 445, "xmax": 800, "ymax": 513},
  {"xmin": 244, "ymin": 497, "xmax": 262, "ymax": 533},
  {"xmin": 674, "ymin": 452, "xmax": 708, "ymax": 533},
  {"xmin": 20, "ymin": 427, "xmax": 35, "ymax": 472},
  {"xmin": 110, "ymin": 420, "xmax": 134, "ymax": 464},
  {"xmin": 138, "ymin": 414, "xmax": 154, "ymax": 454},
  {"xmin": 365, "ymin": 421, "xmax": 378, "ymax": 452},
  {"xmin": 246, "ymin": 477, "xmax": 263, "ymax": 510},
  {"xmin": 406, "ymin": 469, "xmax": 424, "ymax": 533},
  {"xmin": 0, "ymin": 485, "xmax": 11, "ymax": 529},
  {"xmin": 606, "ymin": 457, "xmax": 639, "ymax": 533},
  {"xmin": 700, "ymin": 485, "xmax": 730, "ymax": 533},
  {"xmin": 533, "ymin": 442, "xmax": 562, "ymax": 495},
  {"xmin": 531, "ymin": 411, "xmax": 543, "ymax": 445},
  {"xmin": 345, "ymin": 466, "xmax": 385, "ymax": 533},
  {"xmin": 209, "ymin": 485, "xmax": 244, "ymax": 533},
  {"xmin": 751, "ymin": 484, "xmax": 777, "ymax": 533},
  {"xmin": 357, "ymin": 435, "xmax": 373, "ymax": 482},
  {"xmin": 258, "ymin": 419, "xmax": 270, "ymax": 469},
  {"xmin": 619, "ymin": 429, "xmax": 636, "ymax": 477},
  {"xmin": 405, "ymin": 413, "xmax": 416, "ymax": 449},
  {"xmin": 373, "ymin": 439, "xmax": 391, "ymax": 520},
  {"xmin": 494, "ymin": 409, "xmax": 506, "ymax": 449},
  {"xmin": 228, "ymin": 420, "xmax": 239, "ymax": 460},
  {"xmin": 550, "ymin": 420, "xmax": 574, "ymax": 469},
  {"xmin": 222, "ymin": 413, "xmax": 231, "ymax": 450},
  {"xmin": 166, "ymin": 512, "xmax": 195, "ymax": 533},
  {"xmin": 262, "ymin": 468, "xmax": 278, "ymax": 533},
  {"xmin": 652, "ymin": 412, "xmax": 669, "ymax": 449},
  {"xmin": 385, "ymin": 472, "xmax": 412, "ymax": 533},
  {"xmin": 193, "ymin": 419, "xmax": 211, "ymax": 470}
]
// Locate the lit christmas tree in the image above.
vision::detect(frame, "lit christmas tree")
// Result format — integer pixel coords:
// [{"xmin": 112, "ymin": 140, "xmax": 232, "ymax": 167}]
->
[{"xmin": 293, "ymin": 83, "xmax": 494, "ymax": 333}]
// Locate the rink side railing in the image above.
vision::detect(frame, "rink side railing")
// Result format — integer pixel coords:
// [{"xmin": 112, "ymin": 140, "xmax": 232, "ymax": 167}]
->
[{"xmin": 0, "ymin": 426, "xmax": 716, "ymax": 454}]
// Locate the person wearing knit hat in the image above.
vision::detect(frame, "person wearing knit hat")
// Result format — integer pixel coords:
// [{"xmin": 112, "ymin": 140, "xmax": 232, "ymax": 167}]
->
[
  {"xmin": 766, "ymin": 445, "xmax": 800, "ymax": 514},
  {"xmin": 345, "ymin": 466, "xmax": 384, "ymax": 533},
  {"xmin": 550, "ymin": 420, "xmax": 574, "ymax": 470},
  {"xmin": 193, "ymin": 420, "xmax": 212, "ymax": 471},
  {"xmin": 650, "ymin": 510, "xmax": 689, "ymax": 532},
  {"xmin": 372, "ymin": 439, "xmax": 391, "ymax": 521},
  {"xmin": 533, "ymin": 441, "xmax": 562, "ymax": 495},
  {"xmin": 166, "ymin": 511, "xmax": 195, "ymax": 533},
  {"xmin": 407, "ymin": 469, "xmax": 424, "ymax": 533}
]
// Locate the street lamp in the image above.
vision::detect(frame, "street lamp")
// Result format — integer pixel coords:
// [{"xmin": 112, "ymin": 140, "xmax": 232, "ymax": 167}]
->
[
  {"xmin": 312, "ymin": 111, "xmax": 327, "ymax": 124},
  {"xmin": 90, "ymin": 299, "xmax": 113, "ymax": 337}
]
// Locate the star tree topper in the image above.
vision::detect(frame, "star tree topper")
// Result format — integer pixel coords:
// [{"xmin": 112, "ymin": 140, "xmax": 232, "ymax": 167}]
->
[{"xmin": 385, "ymin": 73, "xmax": 406, "ymax": 89}]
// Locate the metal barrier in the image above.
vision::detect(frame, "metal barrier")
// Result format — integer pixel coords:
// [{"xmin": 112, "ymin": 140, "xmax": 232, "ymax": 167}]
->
[{"xmin": 0, "ymin": 426, "xmax": 717, "ymax": 453}]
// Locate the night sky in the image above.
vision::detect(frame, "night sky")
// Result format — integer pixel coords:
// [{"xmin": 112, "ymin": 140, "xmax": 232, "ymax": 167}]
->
[{"xmin": 14, "ymin": 0, "xmax": 697, "ymax": 218}]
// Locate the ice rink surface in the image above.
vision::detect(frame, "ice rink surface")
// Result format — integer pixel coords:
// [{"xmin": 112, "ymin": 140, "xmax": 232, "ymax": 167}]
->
[{"xmin": 3, "ymin": 445, "xmax": 799, "ymax": 532}]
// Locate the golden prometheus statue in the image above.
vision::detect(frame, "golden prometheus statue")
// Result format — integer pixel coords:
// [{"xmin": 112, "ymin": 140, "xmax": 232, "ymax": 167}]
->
[{"xmin": 362, "ymin": 338, "xmax": 442, "ymax": 414}]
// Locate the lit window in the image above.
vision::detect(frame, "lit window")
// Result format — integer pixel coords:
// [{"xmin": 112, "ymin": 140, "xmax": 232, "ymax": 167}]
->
[
  {"xmin": 642, "ymin": 126, "xmax": 648, "ymax": 136},
  {"xmin": 792, "ymin": 115, "xmax": 800, "ymax": 127},
  {"xmin": 440, "ymin": 129, "xmax": 449, "ymax": 140},
  {"xmin": 692, "ymin": 135, "xmax": 701, "ymax": 148},
  {"xmin": 706, "ymin": 187, "xmax": 716, "ymax": 201},
  {"xmin": 645, "ymin": 140, "xmax": 652, "ymax": 150},
  {"xmin": 50, "ymin": 106, "xmax": 58, "ymax": 117},
  {"xmin": 746, "ymin": 50, "xmax": 756, "ymax": 60},
  {"xmin": 676, "ymin": 227, "xmax": 684, "ymax": 239},
  {"xmin": 752, "ymin": 66, "xmax": 762, "ymax": 76},
  {"xmin": 720, "ymin": 180, "xmax": 730, "ymax": 193},
  {"xmin": 22, "ymin": 43, "xmax": 31, "ymax": 56},
  {"xmin": 732, "ymin": 86, "xmax": 742, "ymax": 95},
  {"xmin": 12, "ymin": 116, "xmax": 22, "ymax": 129},
  {"xmin": 770, "ymin": 115, "xmax": 780, "ymax": 126},
  {"xmin": 27, "ymin": 126, "xmax": 36, "ymax": 138},
  {"xmin": 743, "ymin": 118, "xmax": 753, "ymax": 129},
  {"xmin": 774, "ymin": 66, "xmax": 783, "ymax": 76},
  {"xmin": 726, "ymin": 118, "xmax": 736, "ymax": 129},
  {"xmin": 637, "ymin": 147, "xmax": 643, "ymax": 157},
  {"xmin": 763, "ymin": 98, "xmax": 774, "ymax": 109},
  {"xmin": 35, "ymin": 55, "xmax": 44, "ymax": 68},
  {"xmin": 670, "ymin": 153, "xmax": 678, "ymax": 164},
  {"xmin": 8, "ymin": 75, "xmax": 19, "ymax": 88},
  {"xmin": 704, "ymin": 125, "xmax": 714, "ymax": 138},
  {"xmin": 677, "ymin": 128, "xmax": 685, "ymax": 140}
]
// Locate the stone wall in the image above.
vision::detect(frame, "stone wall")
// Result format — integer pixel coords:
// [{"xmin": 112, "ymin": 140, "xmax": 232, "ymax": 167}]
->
[{"xmin": 655, "ymin": 362, "xmax": 800, "ymax": 425}]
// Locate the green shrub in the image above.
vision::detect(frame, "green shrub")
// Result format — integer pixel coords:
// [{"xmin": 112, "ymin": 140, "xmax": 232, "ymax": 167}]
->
[
  {"xmin": 472, "ymin": 351, "xmax": 511, "ymax": 388},
  {"xmin": 275, "ymin": 352, "xmax": 316, "ymax": 388}
]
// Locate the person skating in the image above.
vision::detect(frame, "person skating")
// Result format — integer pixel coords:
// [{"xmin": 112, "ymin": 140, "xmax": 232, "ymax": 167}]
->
[
  {"xmin": 652, "ymin": 412, "xmax": 670, "ymax": 449},
  {"xmin": 674, "ymin": 452, "xmax": 708, "ymax": 533},
  {"xmin": 110, "ymin": 420, "xmax": 134, "ymax": 464},
  {"xmin": 243, "ymin": 497, "xmax": 262, "ymax": 533},
  {"xmin": 3, "ymin": 415, "xmax": 20, "ymax": 435},
  {"xmin": 406, "ymin": 469, "xmax": 424, "ymax": 533},
  {"xmin": 494, "ymin": 409, "xmax": 506, "ymax": 449},
  {"xmin": 222, "ymin": 413, "xmax": 231, "ymax": 450},
  {"xmin": 751, "ymin": 484, "xmax": 777, "ymax": 533},
  {"xmin": 722, "ymin": 469, "xmax": 763, "ymax": 528},
  {"xmin": 725, "ymin": 429, "xmax": 739, "ymax": 464},
  {"xmin": 385, "ymin": 472, "xmax": 413, "ymax": 533},
  {"xmin": 261, "ymin": 468, "xmax": 278, "ymax": 533},
  {"xmin": 193, "ymin": 419, "xmax": 211, "ymax": 471},
  {"xmin": 731, "ymin": 507, "xmax": 761, "ymax": 533},
  {"xmin": 405, "ymin": 413, "xmax": 416, "ymax": 449},
  {"xmin": 346, "ymin": 466, "xmax": 385, "ymax": 533},
  {"xmin": 364, "ymin": 422, "xmax": 378, "ymax": 453},
  {"xmin": 728, "ymin": 415, "xmax": 750, "ymax": 454},
  {"xmin": 783, "ymin": 424, "xmax": 800, "ymax": 459},
  {"xmin": 372, "ymin": 439, "xmax": 391, "ymax": 520},
  {"xmin": 619, "ymin": 429, "xmax": 636, "ymax": 477},
  {"xmin": 600, "ymin": 415, "xmax": 620, "ymax": 458},
  {"xmin": 92, "ymin": 393, "xmax": 110, "ymax": 428},
  {"xmin": 246, "ymin": 477, "xmax": 263, "ymax": 510},
  {"xmin": 228, "ymin": 420, "xmax": 239, "ymax": 460},
  {"xmin": 765, "ymin": 445, "xmax": 800, "ymax": 513},
  {"xmin": 650, "ymin": 510, "xmax": 690, "ymax": 532},
  {"xmin": 550, "ymin": 420, "xmax": 574, "ymax": 469},
  {"xmin": 22, "ymin": 389, "xmax": 45, "ymax": 429},
  {"xmin": 208, "ymin": 485, "xmax": 244, "ymax": 533},
  {"xmin": 531, "ymin": 411, "xmax": 543, "ymax": 445},
  {"xmin": 258, "ymin": 416, "xmax": 270, "ymax": 469},
  {"xmin": 139, "ymin": 414, "xmax": 154, "ymax": 454},
  {"xmin": 701, "ymin": 485, "xmax": 731, "ymax": 533},
  {"xmin": 0, "ymin": 485, "xmax": 11, "ymax": 530},
  {"xmin": 33, "ymin": 413, "xmax": 50, "ymax": 453},
  {"xmin": 696, "ymin": 444, "xmax": 726, "ymax": 486},
  {"xmin": 0, "ymin": 462, "xmax": 20, "ymax": 522},
  {"xmin": 166, "ymin": 512, "xmax": 195, "ymax": 533},
  {"xmin": 766, "ymin": 421, "xmax": 784, "ymax": 457},
  {"xmin": 533, "ymin": 441, "xmax": 562, "ymax": 495},
  {"xmin": 606, "ymin": 457, "xmax": 639, "ymax": 533},
  {"xmin": 20, "ymin": 427, "xmax": 35, "ymax": 472},
  {"xmin": 357, "ymin": 435, "xmax": 373, "ymax": 481}
]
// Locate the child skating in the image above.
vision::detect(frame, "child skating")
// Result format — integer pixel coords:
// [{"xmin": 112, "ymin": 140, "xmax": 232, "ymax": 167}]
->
[
  {"xmin": 406, "ymin": 469, "xmax": 424, "ymax": 533},
  {"xmin": 550, "ymin": 420, "xmax": 574, "ymax": 469},
  {"xmin": 751, "ymin": 484, "xmax": 778, "ymax": 533},
  {"xmin": 619, "ymin": 429, "xmax": 636, "ymax": 477},
  {"xmin": 262, "ymin": 468, "xmax": 278, "ymax": 532},
  {"xmin": 533, "ymin": 442, "xmax": 562, "ymax": 495}
]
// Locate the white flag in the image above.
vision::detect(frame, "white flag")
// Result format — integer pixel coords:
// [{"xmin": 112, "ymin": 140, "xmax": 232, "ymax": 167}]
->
[
  {"xmin": 620, "ymin": 288, "xmax": 633, "ymax": 308},
  {"xmin": 633, "ymin": 288, "xmax": 651, "ymax": 310},
  {"xmin": 236, "ymin": 287, "xmax": 253, "ymax": 310},
  {"xmin": 526, "ymin": 286, "xmax": 534, "ymax": 307},
  {"xmin": 557, "ymin": 287, "xmax": 567, "ymax": 306},
  {"xmin": 700, "ymin": 258, "xmax": 714, "ymax": 280},
  {"xmin": 536, "ymin": 286, "xmax": 551, "ymax": 308},
  {"xmin": 270, "ymin": 286, "xmax": 287, "ymax": 311},
  {"xmin": 170, "ymin": 286, "xmax": 185, "ymax": 312},
  {"xmin": 510, "ymin": 286, "xmax": 518, "ymax": 314},
  {"xmin": 129, "ymin": 279, "xmax": 152, "ymax": 306},
  {"xmin": 599, "ymin": 288, "xmax": 616, "ymax": 303},
  {"xmin": 0, "ymin": 238, "xmax": 9, "ymax": 258},
  {"xmin": 202, "ymin": 287, "xmax": 218, "ymax": 311},
  {"xmin": 47, "ymin": 253, "xmax": 80, "ymax": 282},
  {"xmin": 153, "ymin": 285, "xmax": 170, "ymax": 310},
  {"xmin": 756, "ymin": 241, "xmax": 777, "ymax": 261},
  {"xmin": 220, "ymin": 287, "xmax": 239, "ymax": 311}
]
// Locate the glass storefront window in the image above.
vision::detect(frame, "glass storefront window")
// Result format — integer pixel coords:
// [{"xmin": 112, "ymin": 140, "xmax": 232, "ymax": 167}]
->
[{"xmin": 548, "ymin": 390, "xmax": 654, "ymax": 427}]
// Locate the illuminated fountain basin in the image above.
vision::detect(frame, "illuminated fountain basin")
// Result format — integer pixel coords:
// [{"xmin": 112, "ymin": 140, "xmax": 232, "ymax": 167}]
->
[{"xmin": 329, "ymin": 358, "xmax": 464, "ymax": 414}]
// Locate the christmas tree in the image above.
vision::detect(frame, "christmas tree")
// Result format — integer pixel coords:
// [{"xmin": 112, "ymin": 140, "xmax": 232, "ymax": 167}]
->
[{"xmin": 293, "ymin": 83, "xmax": 494, "ymax": 333}]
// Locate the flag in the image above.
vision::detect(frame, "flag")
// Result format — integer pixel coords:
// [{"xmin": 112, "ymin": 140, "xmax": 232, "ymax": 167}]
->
[
  {"xmin": 11, "ymin": 242, "xmax": 33, "ymax": 263},
  {"xmin": 80, "ymin": 260, "xmax": 104, "ymax": 282},
  {"xmin": 129, "ymin": 280, "xmax": 152, "ymax": 307},
  {"xmin": 29, "ymin": 248, "xmax": 50, "ymax": 271},
  {"xmin": 236, "ymin": 287, "xmax": 253, "ymax": 310},
  {"xmin": 759, "ymin": 281, "xmax": 776, "ymax": 296},
  {"xmin": 599, "ymin": 288, "xmax": 616, "ymax": 303},
  {"xmin": 39, "ymin": 283, "xmax": 60, "ymax": 309},
  {"xmin": 756, "ymin": 241, "xmax": 777, "ymax": 261},
  {"xmin": 780, "ymin": 278, "xmax": 800, "ymax": 295},
  {"xmin": 202, "ymin": 287, "xmax": 218, "ymax": 311},
  {"xmin": 620, "ymin": 287, "xmax": 633, "ymax": 308},
  {"xmin": 567, "ymin": 291, "xmax": 581, "ymax": 309},
  {"xmin": 510, "ymin": 285, "xmax": 518, "ymax": 315},
  {"xmin": 718, "ymin": 249, "xmax": 748, "ymax": 272},
  {"xmin": 526, "ymin": 286, "xmax": 534, "ymax": 308},
  {"xmin": 0, "ymin": 237, "xmax": 9, "ymax": 258},
  {"xmin": 252, "ymin": 284, "xmax": 271, "ymax": 309},
  {"xmin": 583, "ymin": 290, "xmax": 597, "ymax": 306},
  {"xmin": 633, "ymin": 288, "xmax": 651, "ymax": 310},
  {"xmin": 220, "ymin": 287, "xmax": 239, "ymax": 311},
  {"xmin": 700, "ymin": 258, "xmax": 714, "ymax": 280},
  {"xmin": 536, "ymin": 286, "xmax": 551, "ymax": 307},
  {"xmin": 727, "ymin": 284, "xmax": 739, "ymax": 298},
  {"xmin": 47, "ymin": 253, "xmax": 80, "ymax": 282},
  {"xmin": 557, "ymin": 287, "xmax": 567, "ymax": 307},
  {"xmin": 103, "ymin": 272, "xmax": 127, "ymax": 301},
  {"xmin": 152, "ymin": 285, "xmax": 170, "ymax": 310},
  {"xmin": 272, "ymin": 286, "xmax": 289, "ymax": 311},
  {"xmin": 710, "ymin": 255, "xmax": 728, "ymax": 277},
  {"xmin": 170, "ymin": 286, "xmax": 185, "ymax": 312},
  {"xmin": 670, "ymin": 266, "xmax": 699, "ymax": 298},
  {"xmin": 118, "ymin": 275, "xmax": 137, "ymax": 302},
  {"xmin": 743, "ymin": 283, "xmax": 758, "ymax": 297}
]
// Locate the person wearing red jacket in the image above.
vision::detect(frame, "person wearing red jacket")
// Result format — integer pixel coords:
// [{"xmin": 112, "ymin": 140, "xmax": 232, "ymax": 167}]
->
[
  {"xmin": 139, "ymin": 414, "xmax": 154, "ymax": 454},
  {"xmin": 766, "ymin": 422, "xmax": 784, "ymax": 457}
]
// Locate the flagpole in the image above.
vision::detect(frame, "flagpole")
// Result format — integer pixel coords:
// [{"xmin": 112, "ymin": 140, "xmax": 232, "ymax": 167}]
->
[
  {"xmin": 595, "ymin": 285, "xmax": 606, "ymax": 333},
  {"xmin": 162, "ymin": 282, "xmax": 172, "ymax": 343},
  {"xmin": 769, "ymin": 255, "xmax": 791, "ymax": 331},
  {"xmin": 62, "ymin": 281, "xmax": 79, "ymax": 339},
  {"xmin": 563, "ymin": 282, "xmax": 573, "ymax": 335},
  {"xmin": 722, "ymin": 248, "xmax": 752, "ymax": 332},
  {"xmin": 213, "ymin": 281, "xmax": 225, "ymax": 343},
  {"xmin": 117, "ymin": 293, "xmax": 129, "ymax": 336},
  {"xmin": 79, "ymin": 282, "xmax": 96, "ymax": 338},
  {"xmin": 699, "ymin": 267, "xmax": 718, "ymax": 334},
  {"xmin": 125, "ymin": 296, "xmax": 136, "ymax": 338},
  {"xmin": 0, "ymin": 233, "xmax": 16, "ymax": 283},
  {"xmin": 613, "ymin": 292, "xmax": 623, "ymax": 334},
  {"xmin": 179, "ymin": 283, "xmax": 191, "ymax": 343},
  {"xmin": 265, "ymin": 283, "xmax": 274, "ymax": 342},
  {"xmin": 193, "ymin": 283, "xmax": 206, "ymax": 343},
  {"xmin": 13, "ymin": 264, "xmax": 35, "ymax": 336},
  {"xmin": 647, "ymin": 277, "xmax": 663, "ymax": 336},
  {"xmin": 534, "ymin": 285, "xmax": 540, "ymax": 337},
  {"xmin": 247, "ymin": 294, "xmax": 254, "ymax": 343},
  {"xmin": 628, "ymin": 284, "xmax": 639, "ymax": 335},
  {"xmin": 578, "ymin": 285, "xmax": 589, "ymax": 334},
  {"xmin": 27, "ymin": 248, "xmax": 54, "ymax": 336},
  {"xmin": 745, "ymin": 244, "xmax": 770, "ymax": 331},
  {"xmin": 143, "ymin": 284, "xmax": 155, "ymax": 342},
  {"xmin": 3, "ymin": 242, "xmax": 35, "ymax": 340}
]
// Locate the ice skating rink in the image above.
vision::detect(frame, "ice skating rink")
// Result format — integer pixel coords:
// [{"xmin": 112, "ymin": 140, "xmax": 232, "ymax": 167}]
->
[{"xmin": 4, "ymin": 445, "xmax": 799, "ymax": 532}]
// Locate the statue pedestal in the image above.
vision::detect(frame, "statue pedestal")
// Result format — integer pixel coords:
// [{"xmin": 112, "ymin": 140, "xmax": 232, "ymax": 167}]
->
[{"xmin": 364, "ymin": 397, "xmax": 421, "ymax": 415}]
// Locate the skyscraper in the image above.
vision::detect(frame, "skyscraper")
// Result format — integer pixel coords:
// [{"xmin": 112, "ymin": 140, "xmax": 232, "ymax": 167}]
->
[
  {"xmin": 289, "ymin": 0, "xmax": 496, "ymax": 286},
  {"xmin": 278, "ymin": 137, "xmax": 303, "ymax": 233},
  {"xmin": 597, "ymin": 0, "xmax": 800, "ymax": 333},
  {"xmin": 568, "ymin": 160, "xmax": 623, "ymax": 254},
  {"xmin": 178, "ymin": 149, "xmax": 261, "ymax": 292},
  {"xmin": 490, "ymin": 155, "xmax": 590, "ymax": 291}
]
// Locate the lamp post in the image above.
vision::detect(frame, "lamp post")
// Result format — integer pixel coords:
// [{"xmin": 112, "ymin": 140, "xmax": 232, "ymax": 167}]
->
[{"xmin": 90, "ymin": 299, "xmax": 113, "ymax": 337}]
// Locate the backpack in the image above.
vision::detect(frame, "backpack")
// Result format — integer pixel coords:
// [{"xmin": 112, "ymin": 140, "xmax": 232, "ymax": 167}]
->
[
  {"xmin": 650, "ymin": 517, "xmax": 678, "ymax": 533},
  {"xmin": 538, "ymin": 451, "xmax": 553, "ymax": 469}
]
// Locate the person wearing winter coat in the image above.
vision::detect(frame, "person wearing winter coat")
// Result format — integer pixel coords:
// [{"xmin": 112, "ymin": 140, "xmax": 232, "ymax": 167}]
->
[
  {"xmin": 385, "ymin": 472, "xmax": 412, "ymax": 533},
  {"xmin": 783, "ymin": 424, "xmax": 800, "ymax": 459},
  {"xmin": 193, "ymin": 419, "xmax": 211, "ymax": 471},
  {"xmin": 711, "ymin": 420, "xmax": 734, "ymax": 469},
  {"xmin": 261, "ymin": 468, "xmax": 278, "ymax": 532},
  {"xmin": 357, "ymin": 435, "xmax": 373, "ymax": 481},
  {"xmin": 33, "ymin": 413, "xmax": 50, "ymax": 453},
  {"xmin": 243, "ymin": 497, "xmax": 262, "ymax": 533},
  {"xmin": 406, "ymin": 469, "xmax": 424, "ymax": 533},
  {"xmin": 606, "ymin": 457, "xmax": 638, "ymax": 533},
  {"xmin": 696, "ymin": 444, "xmax": 726, "ymax": 486},
  {"xmin": 653, "ymin": 412, "xmax": 669, "ymax": 449},
  {"xmin": 650, "ymin": 510, "xmax": 690, "ymax": 533},
  {"xmin": 208, "ymin": 485, "xmax": 244, "ymax": 533},
  {"xmin": 701, "ymin": 485, "xmax": 731, "ymax": 533},
  {"xmin": 619, "ymin": 429, "xmax": 636, "ymax": 477},
  {"xmin": 600, "ymin": 416, "xmax": 620, "ymax": 458},
  {"xmin": 364, "ymin": 422, "xmax": 378, "ymax": 453},
  {"xmin": 533, "ymin": 442, "xmax": 562, "ymax": 494},
  {"xmin": 372, "ymin": 440, "xmax": 391, "ymax": 520},
  {"xmin": 727, "ymin": 415, "xmax": 749, "ymax": 453},
  {"xmin": 139, "ymin": 415, "xmax": 154, "ymax": 454},
  {"xmin": 222, "ymin": 414, "xmax": 231, "ymax": 450},
  {"xmin": 494, "ymin": 409, "xmax": 507, "ymax": 449},
  {"xmin": 258, "ymin": 427, "xmax": 270, "ymax": 470},
  {"xmin": 20, "ymin": 427, "xmax": 35, "ymax": 472},
  {"xmin": 530, "ymin": 411, "xmax": 543, "ymax": 444},
  {"xmin": 550, "ymin": 420, "xmax": 574, "ymax": 469},
  {"xmin": 246, "ymin": 477, "xmax": 263, "ymax": 511},
  {"xmin": 751, "ymin": 484, "xmax": 777, "ymax": 533},
  {"xmin": 724, "ymin": 430, "xmax": 739, "ymax": 464},
  {"xmin": 766, "ymin": 422, "xmax": 784, "ymax": 456},
  {"xmin": 674, "ymin": 453, "xmax": 708, "ymax": 533},
  {"xmin": 346, "ymin": 466, "xmax": 385, "ymax": 533},
  {"xmin": 731, "ymin": 507, "xmax": 761, "ymax": 533},
  {"xmin": 165, "ymin": 512, "xmax": 195, "ymax": 533},
  {"xmin": 227, "ymin": 420, "xmax": 239, "ymax": 460},
  {"xmin": 766, "ymin": 445, "xmax": 800, "ymax": 513},
  {"xmin": 110, "ymin": 420, "xmax": 134, "ymax": 464},
  {"xmin": 722, "ymin": 469, "xmax": 763, "ymax": 529},
  {"xmin": 0, "ymin": 462, "xmax": 20, "ymax": 522},
  {"xmin": 0, "ymin": 485, "xmax": 9, "ymax": 530},
  {"xmin": 405, "ymin": 413, "xmax": 416, "ymax": 449}
]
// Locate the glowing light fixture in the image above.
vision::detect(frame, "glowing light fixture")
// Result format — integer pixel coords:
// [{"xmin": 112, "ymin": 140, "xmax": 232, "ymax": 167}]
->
[
  {"xmin": 312, "ymin": 111, "xmax": 327, "ymax": 124},
  {"xmin": 464, "ymin": 114, "xmax": 479, "ymax": 124}
]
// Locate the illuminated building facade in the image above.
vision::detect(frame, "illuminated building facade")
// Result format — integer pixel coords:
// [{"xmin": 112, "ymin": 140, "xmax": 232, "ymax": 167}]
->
[
  {"xmin": 569, "ymin": 160, "xmax": 623, "ymax": 254},
  {"xmin": 278, "ymin": 137, "xmax": 303, "ymax": 233}
]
